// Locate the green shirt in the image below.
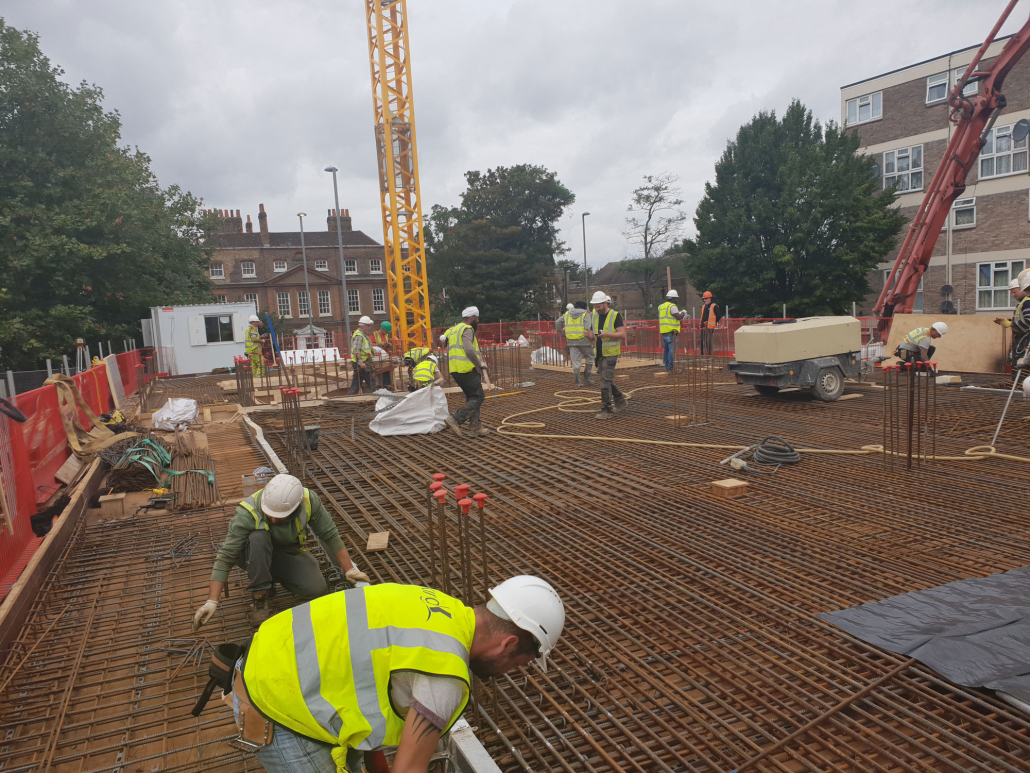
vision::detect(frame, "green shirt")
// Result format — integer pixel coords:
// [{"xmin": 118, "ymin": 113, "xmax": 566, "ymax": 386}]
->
[{"xmin": 209, "ymin": 490, "xmax": 345, "ymax": 583}]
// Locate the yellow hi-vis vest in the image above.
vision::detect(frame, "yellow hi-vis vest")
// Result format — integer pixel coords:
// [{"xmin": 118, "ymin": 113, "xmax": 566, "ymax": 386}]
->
[
  {"xmin": 351, "ymin": 330, "xmax": 372, "ymax": 363},
  {"xmin": 245, "ymin": 324, "xmax": 262, "ymax": 355},
  {"xmin": 599, "ymin": 309, "xmax": 621, "ymax": 357},
  {"xmin": 903, "ymin": 327, "xmax": 931, "ymax": 349},
  {"xmin": 563, "ymin": 311, "xmax": 585, "ymax": 340},
  {"xmin": 242, "ymin": 584, "xmax": 474, "ymax": 751},
  {"xmin": 404, "ymin": 347, "xmax": 431, "ymax": 364},
  {"xmin": 658, "ymin": 302, "xmax": 679, "ymax": 334},
  {"xmin": 412, "ymin": 358, "xmax": 438, "ymax": 383},
  {"xmin": 445, "ymin": 323, "xmax": 479, "ymax": 374},
  {"xmin": 238, "ymin": 488, "xmax": 312, "ymax": 546}
]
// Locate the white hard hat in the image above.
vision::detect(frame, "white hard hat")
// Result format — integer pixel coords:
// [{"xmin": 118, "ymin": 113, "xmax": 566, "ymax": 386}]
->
[
  {"xmin": 1010, "ymin": 279, "xmax": 1020, "ymax": 290},
  {"xmin": 488, "ymin": 575, "xmax": 565, "ymax": 670},
  {"xmin": 666, "ymin": 290, "xmax": 679, "ymax": 299},
  {"xmin": 461, "ymin": 306, "xmax": 480, "ymax": 318},
  {"xmin": 428, "ymin": 354, "xmax": 438, "ymax": 363},
  {"xmin": 358, "ymin": 316, "xmax": 373, "ymax": 325},
  {"xmin": 566, "ymin": 303, "xmax": 574, "ymax": 310},
  {"xmin": 931, "ymin": 321, "xmax": 948, "ymax": 336},
  {"xmin": 248, "ymin": 314, "xmax": 260, "ymax": 323},
  {"xmin": 590, "ymin": 290, "xmax": 608, "ymax": 304},
  {"xmin": 259, "ymin": 474, "xmax": 304, "ymax": 519},
  {"xmin": 1020, "ymin": 270, "xmax": 1030, "ymax": 292},
  {"xmin": 439, "ymin": 334, "xmax": 447, "ymax": 343}
]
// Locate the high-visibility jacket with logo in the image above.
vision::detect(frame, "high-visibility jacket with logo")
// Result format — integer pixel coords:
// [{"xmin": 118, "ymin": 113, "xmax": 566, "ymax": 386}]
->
[
  {"xmin": 238, "ymin": 488, "xmax": 312, "ymax": 547},
  {"xmin": 599, "ymin": 309, "xmax": 621, "ymax": 357},
  {"xmin": 902, "ymin": 327, "xmax": 931, "ymax": 350},
  {"xmin": 701, "ymin": 302, "xmax": 718, "ymax": 330},
  {"xmin": 658, "ymin": 302, "xmax": 679, "ymax": 334},
  {"xmin": 412, "ymin": 358, "xmax": 438, "ymax": 383},
  {"xmin": 445, "ymin": 323, "xmax": 479, "ymax": 374},
  {"xmin": 242, "ymin": 584, "xmax": 474, "ymax": 751},
  {"xmin": 351, "ymin": 330, "xmax": 372, "ymax": 364},
  {"xmin": 245, "ymin": 325, "xmax": 262, "ymax": 355},
  {"xmin": 563, "ymin": 311, "xmax": 586, "ymax": 340}
]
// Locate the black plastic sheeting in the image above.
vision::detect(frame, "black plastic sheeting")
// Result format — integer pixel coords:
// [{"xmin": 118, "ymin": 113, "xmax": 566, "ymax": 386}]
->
[{"xmin": 820, "ymin": 565, "xmax": 1030, "ymax": 703}]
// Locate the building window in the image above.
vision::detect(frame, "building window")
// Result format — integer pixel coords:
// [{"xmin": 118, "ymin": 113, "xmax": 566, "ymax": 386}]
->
[
  {"xmin": 846, "ymin": 91, "xmax": 882, "ymax": 125},
  {"xmin": 244, "ymin": 292, "xmax": 259, "ymax": 310},
  {"xmin": 214, "ymin": 294, "xmax": 227, "ymax": 304},
  {"xmin": 241, "ymin": 261, "xmax": 256, "ymax": 278},
  {"xmin": 298, "ymin": 291, "xmax": 311, "ymax": 317},
  {"xmin": 277, "ymin": 291, "xmax": 291, "ymax": 317},
  {"xmin": 274, "ymin": 260, "xmax": 287, "ymax": 272},
  {"xmin": 345, "ymin": 259, "xmax": 357, "ymax": 275},
  {"xmin": 980, "ymin": 125, "xmax": 1028, "ymax": 179},
  {"xmin": 373, "ymin": 288, "xmax": 386, "ymax": 313},
  {"xmin": 953, "ymin": 197, "xmax": 976, "ymax": 229},
  {"xmin": 315, "ymin": 260, "xmax": 328, "ymax": 271},
  {"xmin": 883, "ymin": 271, "xmax": 923, "ymax": 313},
  {"xmin": 883, "ymin": 146, "xmax": 923, "ymax": 191},
  {"xmin": 978, "ymin": 260, "xmax": 1025, "ymax": 310},
  {"xmin": 926, "ymin": 72, "xmax": 949, "ymax": 103},
  {"xmin": 209, "ymin": 263, "xmax": 224, "ymax": 279},
  {"xmin": 370, "ymin": 258, "xmax": 383, "ymax": 274},
  {"xmin": 318, "ymin": 290, "xmax": 331, "ymax": 315},
  {"xmin": 347, "ymin": 288, "xmax": 360, "ymax": 313},
  {"xmin": 205, "ymin": 314, "xmax": 234, "ymax": 343}
]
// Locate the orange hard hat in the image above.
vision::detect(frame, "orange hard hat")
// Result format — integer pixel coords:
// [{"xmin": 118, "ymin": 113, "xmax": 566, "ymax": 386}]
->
[{"xmin": 702, "ymin": 291, "xmax": 713, "ymax": 299}]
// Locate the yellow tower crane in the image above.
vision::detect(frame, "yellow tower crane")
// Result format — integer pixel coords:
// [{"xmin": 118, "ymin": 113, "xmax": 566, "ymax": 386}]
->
[{"xmin": 364, "ymin": 0, "xmax": 431, "ymax": 350}]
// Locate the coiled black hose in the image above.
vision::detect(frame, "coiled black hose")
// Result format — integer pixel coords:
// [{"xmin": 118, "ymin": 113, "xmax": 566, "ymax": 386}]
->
[{"xmin": 749, "ymin": 435, "xmax": 801, "ymax": 466}]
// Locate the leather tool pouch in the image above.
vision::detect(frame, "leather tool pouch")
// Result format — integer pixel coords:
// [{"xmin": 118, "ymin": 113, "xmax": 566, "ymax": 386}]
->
[
  {"xmin": 229, "ymin": 667, "xmax": 275, "ymax": 751},
  {"xmin": 190, "ymin": 642, "xmax": 246, "ymax": 717}
]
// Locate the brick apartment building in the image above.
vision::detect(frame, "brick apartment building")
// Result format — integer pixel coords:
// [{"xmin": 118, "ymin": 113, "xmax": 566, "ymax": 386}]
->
[
  {"xmin": 843, "ymin": 36, "xmax": 1030, "ymax": 319},
  {"xmin": 205, "ymin": 205, "xmax": 389, "ymax": 347}
]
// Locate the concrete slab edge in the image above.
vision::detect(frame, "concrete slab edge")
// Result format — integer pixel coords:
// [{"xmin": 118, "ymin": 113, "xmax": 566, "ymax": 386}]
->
[{"xmin": 242, "ymin": 416, "xmax": 288, "ymax": 474}]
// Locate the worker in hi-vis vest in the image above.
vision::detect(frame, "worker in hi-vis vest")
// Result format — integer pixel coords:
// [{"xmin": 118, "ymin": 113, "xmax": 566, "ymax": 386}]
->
[
  {"xmin": 699, "ymin": 291, "xmax": 720, "ymax": 356},
  {"xmin": 895, "ymin": 322, "xmax": 947, "ymax": 364},
  {"xmin": 443, "ymin": 306, "xmax": 490, "ymax": 437},
  {"xmin": 403, "ymin": 346, "xmax": 433, "ymax": 390},
  {"xmin": 192, "ymin": 474, "xmax": 368, "ymax": 627},
  {"xmin": 230, "ymin": 576, "xmax": 565, "ymax": 773},
  {"xmin": 412, "ymin": 354, "xmax": 444, "ymax": 388},
  {"xmin": 657, "ymin": 290, "xmax": 689, "ymax": 373},
  {"xmin": 349, "ymin": 316, "xmax": 376, "ymax": 395},
  {"xmin": 245, "ymin": 315, "xmax": 266, "ymax": 377},
  {"xmin": 556, "ymin": 300, "xmax": 596, "ymax": 386}
]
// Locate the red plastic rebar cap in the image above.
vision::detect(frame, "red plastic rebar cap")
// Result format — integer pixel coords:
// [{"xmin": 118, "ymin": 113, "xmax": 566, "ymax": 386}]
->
[
  {"xmin": 472, "ymin": 493, "xmax": 488, "ymax": 507},
  {"xmin": 432, "ymin": 473, "xmax": 446, "ymax": 482},
  {"xmin": 458, "ymin": 498, "xmax": 472, "ymax": 513},
  {"xmin": 429, "ymin": 481, "xmax": 443, "ymax": 492},
  {"xmin": 433, "ymin": 489, "xmax": 447, "ymax": 501}
]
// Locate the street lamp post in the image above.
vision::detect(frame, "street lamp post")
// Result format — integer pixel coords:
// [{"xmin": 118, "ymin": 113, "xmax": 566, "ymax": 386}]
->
[
  {"xmin": 581, "ymin": 212, "xmax": 591, "ymax": 301},
  {"xmin": 325, "ymin": 166, "xmax": 353, "ymax": 351},
  {"xmin": 297, "ymin": 213, "xmax": 315, "ymax": 346}
]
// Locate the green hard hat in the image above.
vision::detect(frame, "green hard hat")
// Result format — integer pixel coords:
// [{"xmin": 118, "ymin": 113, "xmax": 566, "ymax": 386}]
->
[{"xmin": 381, "ymin": 321, "xmax": 392, "ymax": 332}]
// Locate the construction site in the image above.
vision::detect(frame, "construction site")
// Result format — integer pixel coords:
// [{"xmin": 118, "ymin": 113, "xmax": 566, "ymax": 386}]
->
[{"xmin": 5, "ymin": 0, "xmax": 1030, "ymax": 772}]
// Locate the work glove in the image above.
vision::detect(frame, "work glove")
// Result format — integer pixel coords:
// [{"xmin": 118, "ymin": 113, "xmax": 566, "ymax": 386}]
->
[
  {"xmin": 345, "ymin": 567, "xmax": 371, "ymax": 585},
  {"xmin": 193, "ymin": 600, "xmax": 218, "ymax": 630}
]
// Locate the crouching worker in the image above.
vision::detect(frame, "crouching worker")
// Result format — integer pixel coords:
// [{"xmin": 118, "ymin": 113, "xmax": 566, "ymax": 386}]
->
[
  {"xmin": 895, "ymin": 322, "xmax": 947, "ymax": 364},
  {"xmin": 231, "ymin": 576, "xmax": 564, "ymax": 773},
  {"xmin": 412, "ymin": 353, "xmax": 444, "ymax": 388},
  {"xmin": 192, "ymin": 473, "xmax": 368, "ymax": 628}
]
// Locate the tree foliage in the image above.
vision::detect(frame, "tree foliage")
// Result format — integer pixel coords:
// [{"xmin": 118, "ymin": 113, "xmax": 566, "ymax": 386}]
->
[
  {"xmin": 678, "ymin": 101, "xmax": 905, "ymax": 317},
  {"xmin": 0, "ymin": 21, "xmax": 214, "ymax": 369},
  {"xmin": 426, "ymin": 164, "xmax": 575, "ymax": 324},
  {"xmin": 620, "ymin": 173, "xmax": 686, "ymax": 315}
]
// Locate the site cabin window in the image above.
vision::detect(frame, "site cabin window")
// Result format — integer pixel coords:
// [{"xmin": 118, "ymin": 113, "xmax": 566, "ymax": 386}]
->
[
  {"xmin": 373, "ymin": 288, "xmax": 386, "ymax": 313},
  {"xmin": 273, "ymin": 260, "xmax": 287, "ymax": 272},
  {"xmin": 953, "ymin": 197, "xmax": 976, "ymax": 229},
  {"xmin": 277, "ymin": 291, "xmax": 291, "ymax": 318},
  {"xmin": 244, "ymin": 292, "xmax": 259, "ymax": 310},
  {"xmin": 209, "ymin": 263, "xmax": 224, "ymax": 279},
  {"xmin": 926, "ymin": 70, "xmax": 978, "ymax": 104},
  {"xmin": 978, "ymin": 260, "xmax": 1025, "ymax": 309},
  {"xmin": 205, "ymin": 315, "xmax": 234, "ymax": 343},
  {"xmin": 315, "ymin": 260, "xmax": 328, "ymax": 271},
  {"xmin": 980, "ymin": 125, "xmax": 1029, "ymax": 179},
  {"xmin": 347, "ymin": 288, "xmax": 360, "ymax": 313},
  {"xmin": 846, "ymin": 92, "xmax": 881, "ymax": 125},
  {"xmin": 883, "ymin": 271, "xmax": 923, "ymax": 313},
  {"xmin": 883, "ymin": 145, "xmax": 923, "ymax": 192},
  {"xmin": 370, "ymin": 258, "xmax": 383, "ymax": 274},
  {"xmin": 241, "ymin": 261, "xmax": 256, "ymax": 278},
  {"xmin": 214, "ymin": 294, "xmax": 227, "ymax": 304},
  {"xmin": 298, "ymin": 290, "xmax": 311, "ymax": 318},
  {"xmin": 318, "ymin": 290, "xmax": 331, "ymax": 315},
  {"xmin": 345, "ymin": 259, "xmax": 357, "ymax": 275}
]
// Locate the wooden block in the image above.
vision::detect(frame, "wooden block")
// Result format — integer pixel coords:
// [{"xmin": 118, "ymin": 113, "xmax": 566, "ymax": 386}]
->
[
  {"xmin": 202, "ymin": 407, "xmax": 212, "ymax": 422},
  {"xmin": 654, "ymin": 371, "xmax": 668, "ymax": 378},
  {"xmin": 711, "ymin": 478, "xmax": 748, "ymax": 499},
  {"xmin": 366, "ymin": 531, "xmax": 390, "ymax": 552},
  {"xmin": 55, "ymin": 454, "xmax": 85, "ymax": 486},
  {"xmin": 98, "ymin": 492, "xmax": 126, "ymax": 518},
  {"xmin": 617, "ymin": 374, "xmax": 630, "ymax": 380},
  {"xmin": 837, "ymin": 393, "xmax": 863, "ymax": 401}
]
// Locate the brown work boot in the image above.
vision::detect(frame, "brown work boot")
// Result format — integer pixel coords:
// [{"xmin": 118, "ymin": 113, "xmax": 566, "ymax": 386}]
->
[
  {"xmin": 249, "ymin": 591, "xmax": 273, "ymax": 626},
  {"xmin": 613, "ymin": 395, "xmax": 628, "ymax": 413},
  {"xmin": 445, "ymin": 414, "xmax": 463, "ymax": 436},
  {"xmin": 594, "ymin": 409, "xmax": 614, "ymax": 420},
  {"xmin": 466, "ymin": 426, "xmax": 491, "ymax": 437}
]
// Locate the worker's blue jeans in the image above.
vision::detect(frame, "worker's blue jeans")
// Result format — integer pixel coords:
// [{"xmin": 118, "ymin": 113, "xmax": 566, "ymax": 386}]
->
[{"xmin": 661, "ymin": 333, "xmax": 676, "ymax": 372}]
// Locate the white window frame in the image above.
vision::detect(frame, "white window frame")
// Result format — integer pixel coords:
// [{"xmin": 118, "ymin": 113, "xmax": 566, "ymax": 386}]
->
[
  {"xmin": 883, "ymin": 271, "xmax": 923, "ymax": 314},
  {"xmin": 977, "ymin": 259, "xmax": 1026, "ymax": 310},
  {"xmin": 277, "ymin": 291, "xmax": 292, "ymax": 318},
  {"xmin": 980, "ymin": 125, "xmax": 1029, "ymax": 180},
  {"xmin": 318, "ymin": 290, "xmax": 331, "ymax": 316},
  {"xmin": 298, "ymin": 290, "xmax": 311, "ymax": 318},
  {"xmin": 209, "ymin": 263, "xmax": 224, "ymax": 279},
  {"xmin": 926, "ymin": 70, "xmax": 978, "ymax": 104},
  {"xmin": 370, "ymin": 258, "xmax": 383, "ymax": 274},
  {"xmin": 214, "ymin": 293, "xmax": 227, "ymax": 304},
  {"xmin": 373, "ymin": 288, "xmax": 386, "ymax": 314},
  {"xmin": 846, "ymin": 91, "xmax": 882, "ymax": 126},
  {"xmin": 315, "ymin": 260, "xmax": 328, "ymax": 271},
  {"xmin": 241, "ymin": 261, "xmax": 256, "ymax": 278},
  {"xmin": 204, "ymin": 314, "xmax": 235, "ymax": 344},
  {"xmin": 345, "ymin": 259, "xmax": 357, "ymax": 275},
  {"xmin": 347, "ymin": 288, "xmax": 360, "ymax": 314},
  {"xmin": 953, "ymin": 197, "xmax": 976, "ymax": 229},
  {"xmin": 273, "ymin": 260, "xmax": 288, "ymax": 272},
  {"xmin": 883, "ymin": 145, "xmax": 924, "ymax": 192},
  {"xmin": 244, "ymin": 292, "xmax": 259, "ymax": 310}
]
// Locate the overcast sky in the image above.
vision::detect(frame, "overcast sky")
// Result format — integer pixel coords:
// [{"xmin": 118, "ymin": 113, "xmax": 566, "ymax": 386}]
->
[{"xmin": 5, "ymin": 1, "xmax": 1025, "ymax": 268}]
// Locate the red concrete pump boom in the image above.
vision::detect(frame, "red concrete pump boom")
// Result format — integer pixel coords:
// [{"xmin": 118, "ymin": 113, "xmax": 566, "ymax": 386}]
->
[{"xmin": 875, "ymin": 0, "xmax": 1030, "ymax": 318}]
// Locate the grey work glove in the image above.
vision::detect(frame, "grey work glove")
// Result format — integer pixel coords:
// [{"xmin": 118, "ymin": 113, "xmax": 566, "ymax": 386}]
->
[
  {"xmin": 345, "ymin": 567, "xmax": 370, "ymax": 585},
  {"xmin": 193, "ymin": 599, "xmax": 218, "ymax": 630}
]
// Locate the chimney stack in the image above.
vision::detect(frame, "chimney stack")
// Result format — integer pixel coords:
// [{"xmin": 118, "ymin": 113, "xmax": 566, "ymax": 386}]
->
[
  {"xmin": 246, "ymin": 215, "xmax": 253, "ymax": 233},
  {"xmin": 327, "ymin": 207, "xmax": 353, "ymax": 233},
  {"xmin": 211, "ymin": 208, "xmax": 243, "ymax": 233},
  {"xmin": 258, "ymin": 203, "xmax": 269, "ymax": 246}
]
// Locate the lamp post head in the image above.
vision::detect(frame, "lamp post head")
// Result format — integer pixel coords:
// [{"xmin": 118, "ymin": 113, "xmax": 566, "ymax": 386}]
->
[
  {"xmin": 324, "ymin": 166, "xmax": 338, "ymax": 173},
  {"xmin": 297, "ymin": 212, "xmax": 307, "ymax": 218},
  {"xmin": 583, "ymin": 212, "xmax": 590, "ymax": 218}
]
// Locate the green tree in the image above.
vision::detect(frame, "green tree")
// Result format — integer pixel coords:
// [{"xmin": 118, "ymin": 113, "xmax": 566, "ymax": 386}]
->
[
  {"xmin": 426, "ymin": 164, "xmax": 575, "ymax": 322},
  {"xmin": 678, "ymin": 100, "xmax": 905, "ymax": 318},
  {"xmin": 620, "ymin": 173, "xmax": 687, "ymax": 316},
  {"xmin": 0, "ymin": 21, "xmax": 214, "ymax": 369}
]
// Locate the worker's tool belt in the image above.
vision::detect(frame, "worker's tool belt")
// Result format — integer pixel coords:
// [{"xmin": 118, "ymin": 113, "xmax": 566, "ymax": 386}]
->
[
  {"xmin": 230, "ymin": 665, "xmax": 275, "ymax": 752},
  {"xmin": 191, "ymin": 642, "xmax": 245, "ymax": 718}
]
